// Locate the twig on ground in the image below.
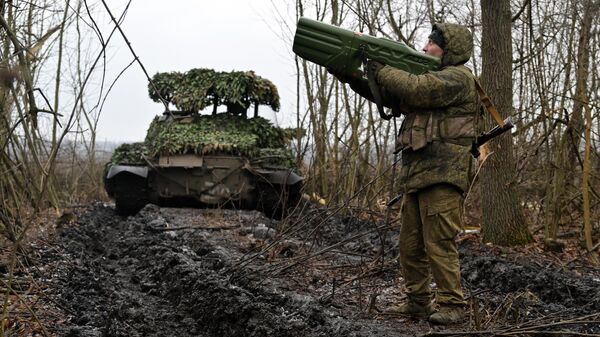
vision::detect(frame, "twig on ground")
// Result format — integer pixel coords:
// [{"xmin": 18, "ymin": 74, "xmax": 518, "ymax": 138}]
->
[
  {"xmin": 0, "ymin": 278, "xmax": 49, "ymax": 337},
  {"xmin": 566, "ymin": 241, "xmax": 600, "ymax": 266},
  {"xmin": 269, "ymin": 224, "xmax": 396, "ymax": 276},
  {"xmin": 147, "ymin": 225, "xmax": 239, "ymax": 232},
  {"xmin": 424, "ymin": 312, "xmax": 600, "ymax": 337}
]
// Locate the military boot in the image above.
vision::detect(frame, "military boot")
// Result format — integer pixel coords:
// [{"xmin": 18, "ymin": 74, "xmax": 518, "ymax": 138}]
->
[
  {"xmin": 387, "ymin": 301, "xmax": 435, "ymax": 317},
  {"xmin": 428, "ymin": 305, "xmax": 465, "ymax": 325}
]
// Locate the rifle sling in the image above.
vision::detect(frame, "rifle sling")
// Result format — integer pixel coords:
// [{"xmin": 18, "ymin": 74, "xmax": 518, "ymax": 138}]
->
[
  {"xmin": 474, "ymin": 78, "xmax": 505, "ymax": 128},
  {"xmin": 366, "ymin": 62, "xmax": 392, "ymax": 121}
]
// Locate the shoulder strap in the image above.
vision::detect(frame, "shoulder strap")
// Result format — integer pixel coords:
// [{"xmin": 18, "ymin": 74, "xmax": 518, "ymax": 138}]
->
[
  {"xmin": 473, "ymin": 78, "xmax": 505, "ymax": 128},
  {"xmin": 366, "ymin": 61, "xmax": 392, "ymax": 121}
]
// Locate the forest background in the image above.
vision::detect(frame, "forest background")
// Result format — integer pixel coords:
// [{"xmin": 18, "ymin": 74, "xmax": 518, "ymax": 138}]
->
[{"xmin": 1, "ymin": 0, "xmax": 599, "ymax": 284}]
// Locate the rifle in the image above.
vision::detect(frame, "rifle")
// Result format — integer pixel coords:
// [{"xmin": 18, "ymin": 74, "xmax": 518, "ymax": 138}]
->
[{"xmin": 470, "ymin": 117, "xmax": 514, "ymax": 158}]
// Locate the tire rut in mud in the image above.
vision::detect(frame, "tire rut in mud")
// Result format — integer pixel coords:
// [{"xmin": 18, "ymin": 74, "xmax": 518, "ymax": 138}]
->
[
  {"xmin": 38, "ymin": 204, "xmax": 600, "ymax": 336},
  {"xmin": 43, "ymin": 204, "xmax": 405, "ymax": 337},
  {"xmin": 460, "ymin": 241, "xmax": 600, "ymax": 318}
]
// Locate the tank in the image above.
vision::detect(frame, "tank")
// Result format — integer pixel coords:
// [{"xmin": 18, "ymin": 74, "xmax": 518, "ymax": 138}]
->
[{"xmin": 104, "ymin": 68, "xmax": 303, "ymax": 217}]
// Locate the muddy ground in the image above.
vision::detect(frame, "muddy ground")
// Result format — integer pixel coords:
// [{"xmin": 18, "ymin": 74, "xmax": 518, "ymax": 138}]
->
[{"xmin": 4, "ymin": 202, "xmax": 600, "ymax": 336}]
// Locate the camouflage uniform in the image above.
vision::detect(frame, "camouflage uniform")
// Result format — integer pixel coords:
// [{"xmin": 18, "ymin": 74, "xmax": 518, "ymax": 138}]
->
[{"xmin": 349, "ymin": 24, "xmax": 477, "ymax": 308}]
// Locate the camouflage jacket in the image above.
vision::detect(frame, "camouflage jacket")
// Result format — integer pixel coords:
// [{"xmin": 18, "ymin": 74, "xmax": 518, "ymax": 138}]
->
[{"xmin": 350, "ymin": 23, "xmax": 478, "ymax": 194}]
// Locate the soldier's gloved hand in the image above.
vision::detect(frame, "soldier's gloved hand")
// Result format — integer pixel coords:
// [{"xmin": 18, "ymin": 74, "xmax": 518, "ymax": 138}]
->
[
  {"xmin": 327, "ymin": 67, "xmax": 352, "ymax": 84},
  {"xmin": 366, "ymin": 60, "xmax": 384, "ymax": 82}
]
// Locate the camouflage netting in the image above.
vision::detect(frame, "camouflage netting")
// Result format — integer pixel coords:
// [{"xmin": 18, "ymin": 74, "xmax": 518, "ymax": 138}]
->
[
  {"xmin": 255, "ymin": 148, "xmax": 296, "ymax": 169},
  {"xmin": 142, "ymin": 114, "xmax": 295, "ymax": 168},
  {"xmin": 109, "ymin": 69, "xmax": 294, "ymax": 169},
  {"xmin": 110, "ymin": 142, "xmax": 148, "ymax": 166},
  {"xmin": 148, "ymin": 68, "xmax": 280, "ymax": 112}
]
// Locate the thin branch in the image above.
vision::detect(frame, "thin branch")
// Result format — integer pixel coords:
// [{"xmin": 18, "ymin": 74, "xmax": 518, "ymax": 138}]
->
[{"xmin": 99, "ymin": 0, "xmax": 170, "ymax": 112}]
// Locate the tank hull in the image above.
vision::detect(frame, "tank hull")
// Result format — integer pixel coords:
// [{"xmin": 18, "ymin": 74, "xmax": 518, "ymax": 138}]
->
[{"xmin": 105, "ymin": 154, "xmax": 302, "ymax": 217}]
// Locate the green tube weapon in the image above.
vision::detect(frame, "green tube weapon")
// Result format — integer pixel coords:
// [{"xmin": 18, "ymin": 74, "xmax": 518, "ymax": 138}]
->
[
  {"xmin": 292, "ymin": 17, "xmax": 440, "ymax": 119},
  {"xmin": 293, "ymin": 17, "xmax": 440, "ymax": 78}
]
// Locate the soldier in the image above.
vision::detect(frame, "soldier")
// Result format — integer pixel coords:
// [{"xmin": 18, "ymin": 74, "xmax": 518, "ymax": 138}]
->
[{"xmin": 331, "ymin": 23, "xmax": 477, "ymax": 325}]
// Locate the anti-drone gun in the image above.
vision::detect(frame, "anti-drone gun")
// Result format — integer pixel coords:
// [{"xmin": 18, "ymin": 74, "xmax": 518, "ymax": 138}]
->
[{"xmin": 292, "ymin": 17, "xmax": 441, "ymax": 80}]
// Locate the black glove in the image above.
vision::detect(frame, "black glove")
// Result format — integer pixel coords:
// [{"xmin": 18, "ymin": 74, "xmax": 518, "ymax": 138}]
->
[
  {"xmin": 327, "ymin": 67, "xmax": 353, "ymax": 84},
  {"xmin": 366, "ymin": 60, "xmax": 384, "ymax": 83}
]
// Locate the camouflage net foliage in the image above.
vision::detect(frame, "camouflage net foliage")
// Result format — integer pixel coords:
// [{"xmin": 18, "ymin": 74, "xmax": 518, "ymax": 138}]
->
[
  {"xmin": 142, "ymin": 114, "xmax": 295, "ymax": 168},
  {"xmin": 148, "ymin": 68, "xmax": 280, "ymax": 112},
  {"xmin": 110, "ymin": 69, "xmax": 294, "ymax": 169},
  {"xmin": 255, "ymin": 148, "xmax": 296, "ymax": 169},
  {"xmin": 110, "ymin": 142, "xmax": 148, "ymax": 166}
]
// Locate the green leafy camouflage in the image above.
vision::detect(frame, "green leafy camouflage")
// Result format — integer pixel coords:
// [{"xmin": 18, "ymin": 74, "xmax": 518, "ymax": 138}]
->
[
  {"xmin": 254, "ymin": 148, "xmax": 296, "ymax": 169},
  {"xmin": 110, "ymin": 69, "xmax": 294, "ymax": 170},
  {"xmin": 148, "ymin": 68, "xmax": 280, "ymax": 112},
  {"xmin": 281, "ymin": 127, "xmax": 307, "ymax": 142},
  {"xmin": 143, "ymin": 113, "xmax": 290, "ymax": 160},
  {"xmin": 110, "ymin": 114, "xmax": 295, "ymax": 169},
  {"xmin": 110, "ymin": 142, "xmax": 148, "ymax": 165}
]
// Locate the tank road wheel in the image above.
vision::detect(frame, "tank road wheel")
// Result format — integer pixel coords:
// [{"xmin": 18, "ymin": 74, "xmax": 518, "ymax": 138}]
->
[
  {"xmin": 115, "ymin": 196, "xmax": 147, "ymax": 216},
  {"xmin": 110, "ymin": 173, "xmax": 149, "ymax": 216},
  {"xmin": 257, "ymin": 181, "xmax": 302, "ymax": 219}
]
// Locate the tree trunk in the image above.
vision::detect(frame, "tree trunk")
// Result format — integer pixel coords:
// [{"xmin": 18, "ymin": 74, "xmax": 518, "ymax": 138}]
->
[
  {"xmin": 480, "ymin": 0, "xmax": 532, "ymax": 245},
  {"xmin": 578, "ymin": 0, "xmax": 599, "ymax": 263}
]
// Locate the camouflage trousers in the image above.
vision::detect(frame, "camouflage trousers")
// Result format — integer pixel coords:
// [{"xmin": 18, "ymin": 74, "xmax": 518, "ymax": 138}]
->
[{"xmin": 399, "ymin": 183, "xmax": 466, "ymax": 306}]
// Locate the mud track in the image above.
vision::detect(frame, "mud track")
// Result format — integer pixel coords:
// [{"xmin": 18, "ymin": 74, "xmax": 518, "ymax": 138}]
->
[{"xmin": 35, "ymin": 203, "xmax": 600, "ymax": 336}]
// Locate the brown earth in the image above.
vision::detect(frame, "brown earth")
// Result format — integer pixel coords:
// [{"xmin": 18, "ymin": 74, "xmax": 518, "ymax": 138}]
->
[{"xmin": 3, "ymin": 202, "xmax": 600, "ymax": 336}]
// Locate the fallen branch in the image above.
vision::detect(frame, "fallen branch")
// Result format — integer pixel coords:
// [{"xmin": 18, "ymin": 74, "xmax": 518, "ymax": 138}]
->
[
  {"xmin": 0, "ymin": 278, "xmax": 49, "ymax": 337},
  {"xmin": 501, "ymin": 331, "xmax": 600, "ymax": 336},
  {"xmin": 425, "ymin": 330, "xmax": 599, "ymax": 337},
  {"xmin": 566, "ymin": 241, "xmax": 600, "ymax": 266},
  {"xmin": 423, "ymin": 331, "xmax": 497, "ymax": 336},
  {"xmin": 147, "ymin": 225, "xmax": 239, "ymax": 232},
  {"xmin": 232, "ymin": 156, "xmax": 401, "ymax": 271},
  {"xmin": 270, "ymin": 224, "xmax": 396, "ymax": 276},
  {"xmin": 423, "ymin": 312, "xmax": 600, "ymax": 337}
]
